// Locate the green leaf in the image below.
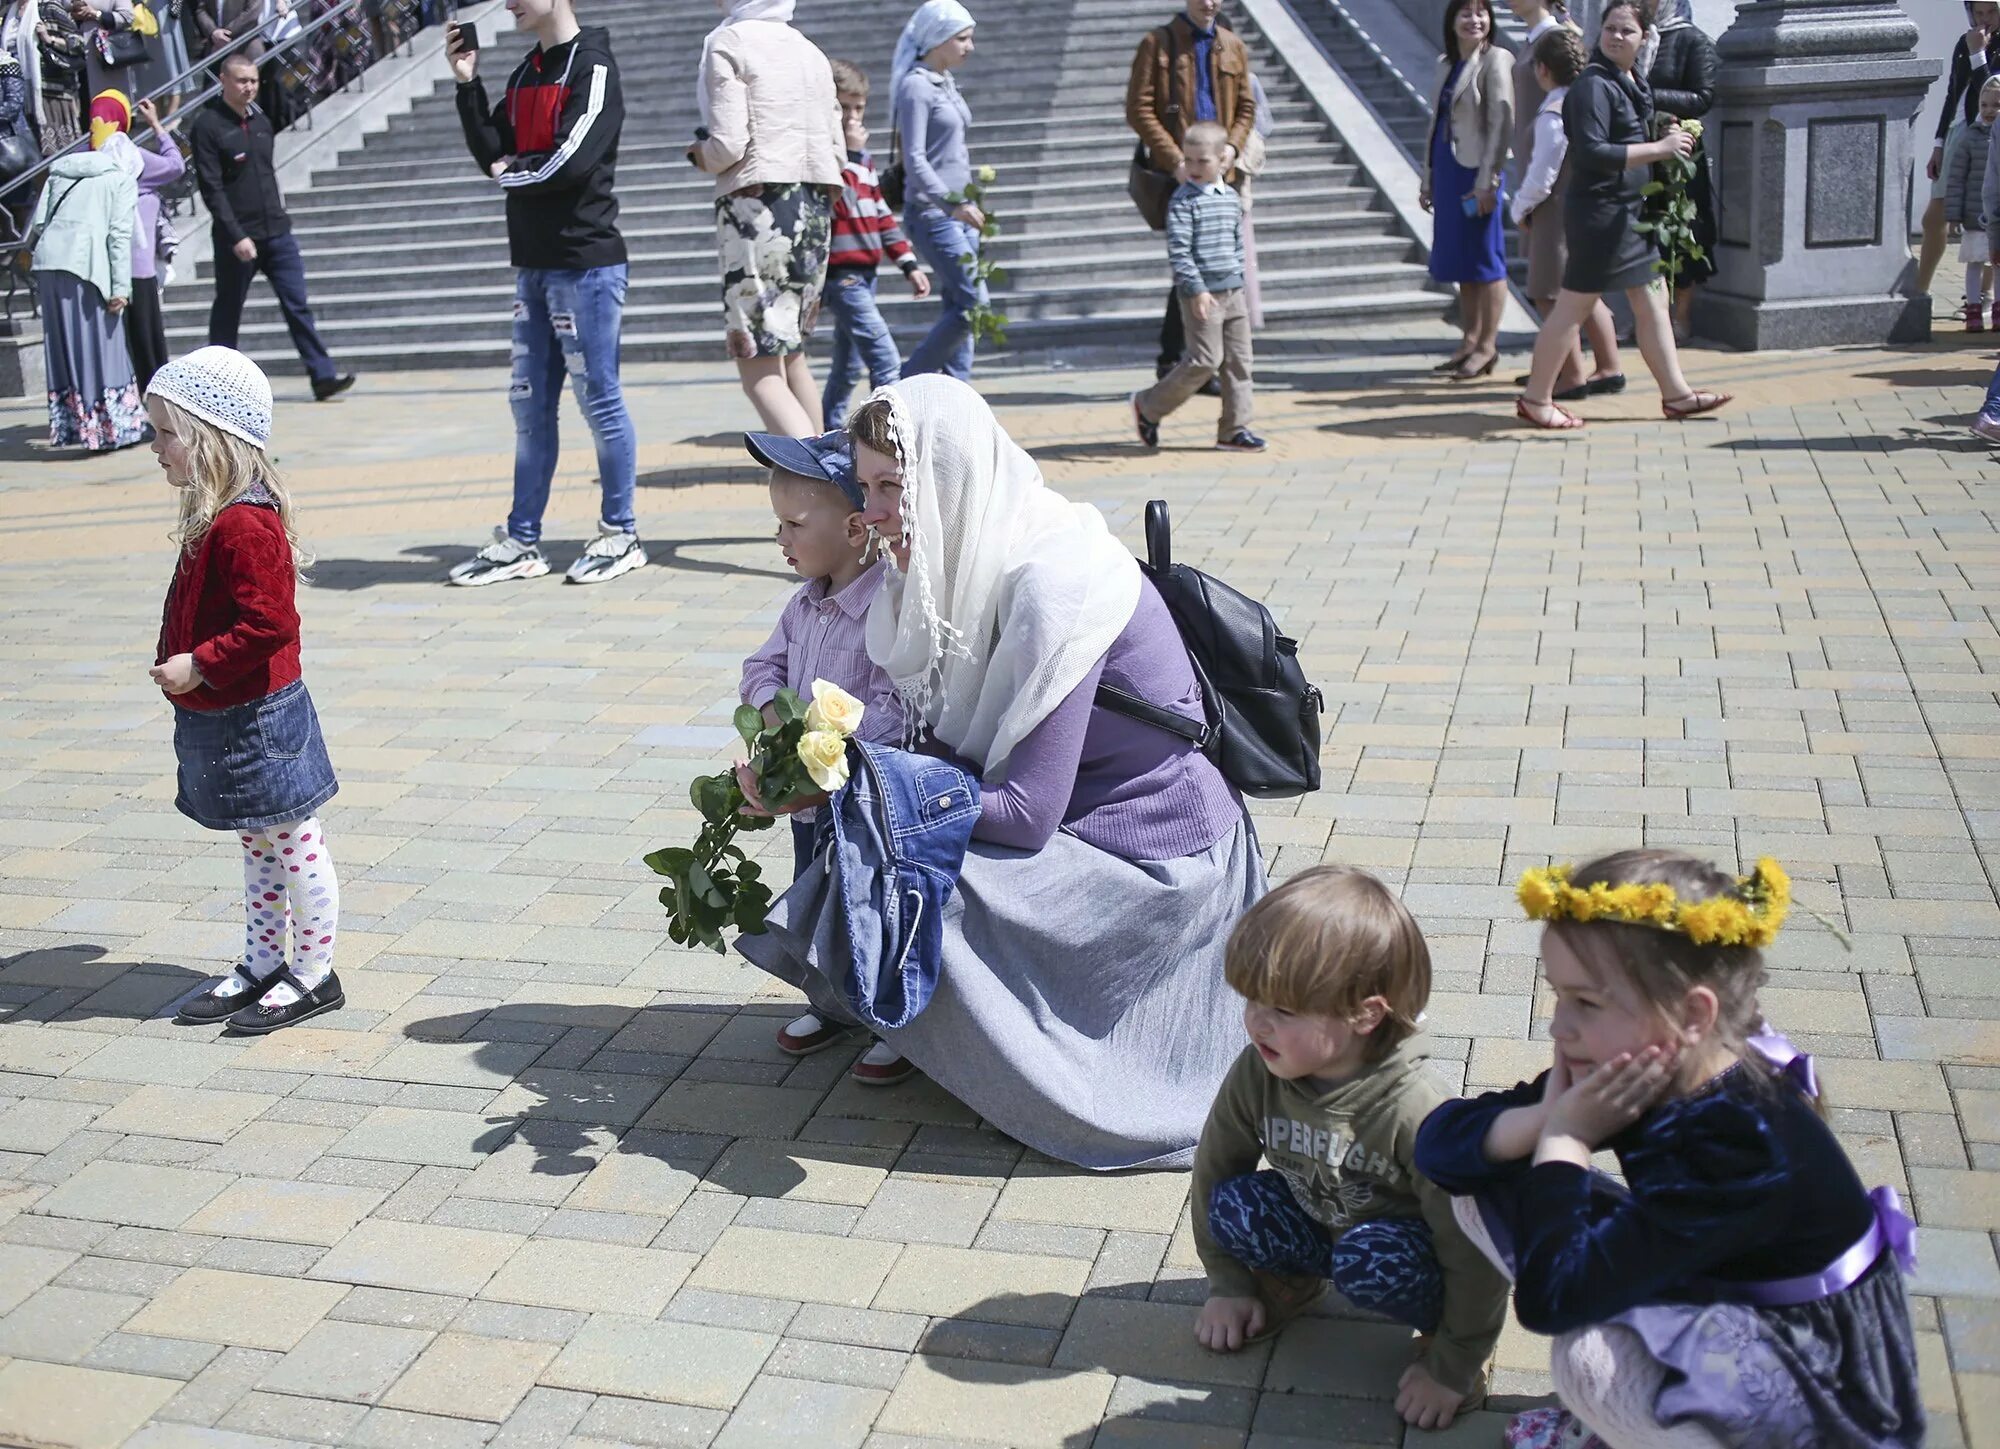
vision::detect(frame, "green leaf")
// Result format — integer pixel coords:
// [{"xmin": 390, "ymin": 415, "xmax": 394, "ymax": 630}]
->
[
  {"xmin": 738, "ymin": 859, "xmax": 762, "ymax": 883},
  {"xmin": 690, "ymin": 773, "xmax": 733, "ymax": 822},
  {"xmin": 643, "ymin": 846, "xmax": 695, "ymax": 877},
  {"xmin": 772, "ymin": 690, "xmax": 807, "ymax": 726},
  {"xmin": 687, "ymin": 862, "xmax": 726, "ymax": 908},
  {"xmin": 734, "ymin": 880, "xmax": 774, "ymax": 931},
  {"xmin": 734, "ymin": 705, "xmax": 765, "ymax": 747}
]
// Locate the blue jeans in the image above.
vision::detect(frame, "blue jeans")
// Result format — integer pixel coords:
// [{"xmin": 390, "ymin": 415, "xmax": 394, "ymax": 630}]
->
[
  {"xmin": 821, "ymin": 270, "xmax": 902, "ymax": 428},
  {"xmin": 508, "ymin": 265, "xmax": 637, "ymax": 546},
  {"xmin": 209, "ymin": 232, "xmax": 335, "ymax": 382},
  {"xmin": 1983, "ymin": 359, "xmax": 2000, "ymax": 422},
  {"xmin": 902, "ymin": 207, "xmax": 987, "ymax": 382},
  {"xmin": 1207, "ymin": 1170, "xmax": 1444, "ymax": 1333}
]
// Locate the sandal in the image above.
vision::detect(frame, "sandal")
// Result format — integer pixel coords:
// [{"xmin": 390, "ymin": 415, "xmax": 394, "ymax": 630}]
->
[
  {"xmin": 1515, "ymin": 396, "xmax": 1584, "ymax": 430},
  {"xmin": 225, "ymin": 968, "xmax": 344, "ymax": 1035},
  {"xmin": 1662, "ymin": 390, "xmax": 1731, "ymax": 420},
  {"xmin": 176, "ymin": 963, "xmax": 276, "ymax": 1024}
]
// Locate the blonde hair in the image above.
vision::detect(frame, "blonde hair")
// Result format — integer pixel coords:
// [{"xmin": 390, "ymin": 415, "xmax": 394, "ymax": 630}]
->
[
  {"xmin": 159, "ymin": 395, "xmax": 310, "ymax": 572},
  {"xmin": 1224, "ymin": 866, "xmax": 1432, "ymax": 1062},
  {"xmin": 1982, "ymin": 75, "xmax": 2000, "ymax": 102},
  {"xmin": 1182, "ymin": 120, "xmax": 1230, "ymax": 152}
]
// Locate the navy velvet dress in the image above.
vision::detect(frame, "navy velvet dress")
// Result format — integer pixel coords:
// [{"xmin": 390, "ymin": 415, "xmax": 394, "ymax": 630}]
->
[
  {"xmin": 1416, "ymin": 1064, "xmax": 1925, "ymax": 1447},
  {"xmin": 1427, "ymin": 61, "xmax": 1508, "ymax": 286}
]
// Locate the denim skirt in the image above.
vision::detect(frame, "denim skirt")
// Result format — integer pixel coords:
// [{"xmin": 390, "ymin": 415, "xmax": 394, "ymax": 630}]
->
[{"xmin": 173, "ymin": 680, "xmax": 339, "ymax": 832}]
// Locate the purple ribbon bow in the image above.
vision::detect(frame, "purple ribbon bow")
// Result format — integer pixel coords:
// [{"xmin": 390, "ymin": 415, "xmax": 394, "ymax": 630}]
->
[
  {"xmin": 1872, "ymin": 1185, "xmax": 1919, "ymax": 1275},
  {"xmin": 1746, "ymin": 1023, "xmax": 1818, "ymax": 1100}
]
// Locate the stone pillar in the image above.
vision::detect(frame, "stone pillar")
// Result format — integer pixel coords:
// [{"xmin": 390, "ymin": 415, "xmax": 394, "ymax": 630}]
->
[{"xmin": 1693, "ymin": 0, "xmax": 1940, "ymax": 349}]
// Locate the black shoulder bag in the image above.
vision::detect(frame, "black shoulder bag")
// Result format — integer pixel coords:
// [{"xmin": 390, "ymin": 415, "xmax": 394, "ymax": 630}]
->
[{"xmin": 1096, "ymin": 501, "xmax": 1325, "ymax": 800}]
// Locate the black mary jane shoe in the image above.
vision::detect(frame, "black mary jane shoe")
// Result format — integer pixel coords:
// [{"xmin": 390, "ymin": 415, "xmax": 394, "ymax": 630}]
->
[
  {"xmin": 176, "ymin": 964, "xmax": 277, "ymax": 1024},
  {"xmin": 225, "ymin": 968, "xmax": 345, "ymax": 1035},
  {"xmin": 1586, "ymin": 373, "xmax": 1628, "ymax": 395}
]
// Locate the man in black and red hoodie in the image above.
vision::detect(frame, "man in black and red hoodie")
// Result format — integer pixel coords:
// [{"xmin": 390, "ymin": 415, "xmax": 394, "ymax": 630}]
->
[{"xmin": 447, "ymin": 0, "xmax": 644, "ymax": 587}]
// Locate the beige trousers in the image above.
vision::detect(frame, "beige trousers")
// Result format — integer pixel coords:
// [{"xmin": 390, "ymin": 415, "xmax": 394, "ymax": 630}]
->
[{"xmin": 1137, "ymin": 286, "xmax": 1253, "ymax": 438}]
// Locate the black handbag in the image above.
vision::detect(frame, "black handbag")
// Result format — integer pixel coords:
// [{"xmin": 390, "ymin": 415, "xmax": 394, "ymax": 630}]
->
[
  {"xmin": 1126, "ymin": 21, "xmax": 1183, "ymax": 233},
  {"xmin": 1097, "ymin": 501, "xmax": 1324, "ymax": 800},
  {"xmin": 0, "ymin": 130, "xmax": 36, "ymax": 187},
  {"xmin": 95, "ymin": 26, "xmax": 151, "ymax": 68},
  {"xmin": 881, "ymin": 124, "xmax": 905, "ymax": 212}
]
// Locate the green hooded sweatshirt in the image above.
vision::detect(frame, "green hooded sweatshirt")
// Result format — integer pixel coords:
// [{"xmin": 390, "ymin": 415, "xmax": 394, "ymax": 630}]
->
[{"xmin": 1190, "ymin": 1036, "xmax": 1507, "ymax": 1394}]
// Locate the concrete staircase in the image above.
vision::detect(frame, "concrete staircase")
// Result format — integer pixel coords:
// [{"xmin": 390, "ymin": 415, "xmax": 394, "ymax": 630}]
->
[{"xmin": 164, "ymin": 0, "xmax": 1450, "ymax": 372}]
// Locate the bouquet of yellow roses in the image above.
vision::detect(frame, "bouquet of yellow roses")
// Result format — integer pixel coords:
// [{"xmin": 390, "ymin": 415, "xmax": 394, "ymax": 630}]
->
[{"xmin": 645, "ymin": 680, "xmax": 866, "ymax": 953}]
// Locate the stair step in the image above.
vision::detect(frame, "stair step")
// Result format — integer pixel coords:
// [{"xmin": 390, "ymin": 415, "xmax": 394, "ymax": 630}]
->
[
  {"xmin": 170, "ymin": 289, "xmax": 1448, "ymax": 372},
  {"xmin": 207, "ymin": 0, "xmax": 1447, "ymax": 370}
]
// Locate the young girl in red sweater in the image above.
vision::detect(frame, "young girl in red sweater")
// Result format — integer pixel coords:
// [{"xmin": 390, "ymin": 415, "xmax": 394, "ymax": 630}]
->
[{"xmin": 147, "ymin": 347, "xmax": 345, "ymax": 1034}]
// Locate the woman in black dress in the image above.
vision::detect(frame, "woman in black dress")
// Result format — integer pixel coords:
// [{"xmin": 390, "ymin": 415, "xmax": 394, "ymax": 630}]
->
[
  {"xmin": 1646, "ymin": 0, "xmax": 1718, "ymax": 339},
  {"xmin": 1515, "ymin": 0, "xmax": 1727, "ymax": 429}
]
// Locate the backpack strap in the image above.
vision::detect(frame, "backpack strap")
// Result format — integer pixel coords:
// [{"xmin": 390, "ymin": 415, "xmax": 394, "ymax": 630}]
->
[{"xmin": 1095, "ymin": 682, "xmax": 1210, "ymax": 749}]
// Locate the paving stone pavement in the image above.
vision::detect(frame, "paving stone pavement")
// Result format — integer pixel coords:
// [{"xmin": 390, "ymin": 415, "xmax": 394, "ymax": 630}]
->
[{"xmin": 0, "ymin": 331, "xmax": 1996, "ymax": 1448}]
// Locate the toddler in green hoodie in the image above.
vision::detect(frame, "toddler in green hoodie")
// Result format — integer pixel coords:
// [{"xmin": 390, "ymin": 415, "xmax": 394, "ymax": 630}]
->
[{"xmin": 1191, "ymin": 865, "xmax": 1508, "ymax": 1431}]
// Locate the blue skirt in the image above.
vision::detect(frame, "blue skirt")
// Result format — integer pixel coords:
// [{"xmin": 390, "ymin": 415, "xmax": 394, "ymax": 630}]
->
[
  {"xmin": 1428, "ymin": 117, "xmax": 1508, "ymax": 285},
  {"xmin": 173, "ymin": 679, "xmax": 339, "ymax": 832}
]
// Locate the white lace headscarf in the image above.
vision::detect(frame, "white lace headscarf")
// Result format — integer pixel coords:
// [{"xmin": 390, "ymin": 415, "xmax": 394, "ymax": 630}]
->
[
  {"xmin": 697, "ymin": 0, "xmax": 797, "ymax": 128},
  {"xmin": 861, "ymin": 375, "xmax": 1141, "ymax": 781}
]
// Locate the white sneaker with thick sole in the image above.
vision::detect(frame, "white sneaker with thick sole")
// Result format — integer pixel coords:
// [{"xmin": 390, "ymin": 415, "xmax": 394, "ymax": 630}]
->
[
  {"xmin": 567, "ymin": 522, "xmax": 647, "ymax": 584},
  {"xmin": 449, "ymin": 527, "xmax": 551, "ymax": 587}
]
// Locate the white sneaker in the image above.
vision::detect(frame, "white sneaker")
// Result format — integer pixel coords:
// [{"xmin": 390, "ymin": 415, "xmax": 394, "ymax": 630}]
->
[
  {"xmin": 567, "ymin": 521, "xmax": 647, "ymax": 584},
  {"xmin": 448, "ymin": 527, "xmax": 550, "ymax": 587}
]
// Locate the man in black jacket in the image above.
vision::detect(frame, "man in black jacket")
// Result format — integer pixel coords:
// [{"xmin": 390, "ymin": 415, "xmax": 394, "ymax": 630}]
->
[
  {"xmin": 190, "ymin": 50, "xmax": 353, "ymax": 399},
  {"xmin": 444, "ymin": 0, "xmax": 643, "ymax": 587}
]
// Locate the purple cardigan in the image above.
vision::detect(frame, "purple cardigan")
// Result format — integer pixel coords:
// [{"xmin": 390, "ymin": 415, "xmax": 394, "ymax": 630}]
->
[
  {"xmin": 966, "ymin": 581, "xmax": 1241, "ymax": 861},
  {"xmin": 130, "ymin": 137, "xmax": 186, "ymax": 281}
]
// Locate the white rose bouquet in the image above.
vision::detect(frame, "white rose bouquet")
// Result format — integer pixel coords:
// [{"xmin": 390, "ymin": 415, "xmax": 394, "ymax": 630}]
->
[{"xmin": 645, "ymin": 680, "xmax": 866, "ymax": 952}]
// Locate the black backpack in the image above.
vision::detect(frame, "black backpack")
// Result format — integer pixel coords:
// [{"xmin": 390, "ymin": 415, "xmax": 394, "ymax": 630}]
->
[{"xmin": 1097, "ymin": 501, "xmax": 1324, "ymax": 799}]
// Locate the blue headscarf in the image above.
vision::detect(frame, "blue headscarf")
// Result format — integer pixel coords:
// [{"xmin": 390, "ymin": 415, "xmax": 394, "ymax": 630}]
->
[{"xmin": 891, "ymin": 0, "xmax": 976, "ymax": 103}]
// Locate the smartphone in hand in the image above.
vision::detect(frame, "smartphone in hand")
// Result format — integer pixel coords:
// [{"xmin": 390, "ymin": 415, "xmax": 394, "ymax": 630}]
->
[{"xmin": 451, "ymin": 21, "xmax": 478, "ymax": 51}]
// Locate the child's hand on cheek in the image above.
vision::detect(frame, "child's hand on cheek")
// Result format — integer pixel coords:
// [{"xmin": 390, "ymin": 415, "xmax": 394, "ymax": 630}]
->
[
  {"xmin": 1542, "ymin": 1046, "xmax": 1672, "ymax": 1153},
  {"xmin": 1395, "ymin": 1361, "xmax": 1463, "ymax": 1430},
  {"xmin": 1194, "ymin": 1294, "xmax": 1265, "ymax": 1353}
]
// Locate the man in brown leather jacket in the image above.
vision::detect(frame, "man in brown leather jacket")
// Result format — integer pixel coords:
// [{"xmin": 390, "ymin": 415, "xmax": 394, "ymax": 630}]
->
[{"xmin": 1127, "ymin": 0, "xmax": 1259, "ymax": 374}]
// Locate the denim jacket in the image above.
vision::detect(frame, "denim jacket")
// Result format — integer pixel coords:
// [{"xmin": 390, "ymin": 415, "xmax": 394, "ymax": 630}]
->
[{"xmin": 805, "ymin": 742, "xmax": 980, "ymax": 1031}]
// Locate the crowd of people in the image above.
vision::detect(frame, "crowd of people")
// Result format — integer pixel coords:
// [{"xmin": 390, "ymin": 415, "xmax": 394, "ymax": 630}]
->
[
  {"xmin": 101, "ymin": 1, "xmax": 1950, "ymax": 1443},
  {"xmin": 4, "ymin": 0, "xmax": 430, "ymax": 453}
]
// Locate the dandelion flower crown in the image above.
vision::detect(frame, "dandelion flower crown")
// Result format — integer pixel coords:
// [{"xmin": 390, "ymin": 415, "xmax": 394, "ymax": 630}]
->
[{"xmin": 1517, "ymin": 858, "xmax": 1791, "ymax": 949}]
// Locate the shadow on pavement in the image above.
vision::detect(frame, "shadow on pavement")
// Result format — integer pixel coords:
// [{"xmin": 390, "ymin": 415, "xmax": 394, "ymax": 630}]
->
[
  {"xmin": 1322, "ymin": 409, "xmax": 1528, "ymax": 442},
  {"xmin": 305, "ymin": 543, "xmax": 477, "ymax": 591},
  {"xmin": 636, "ymin": 463, "xmax": 761, "ymax": 491},
  {"xmin": 1, "ymin": 943, "xmax": 210, "ymax": 1025},
  {"xmin": 650, "ymin": 537, "xmax": 795, "ymax": 583}
]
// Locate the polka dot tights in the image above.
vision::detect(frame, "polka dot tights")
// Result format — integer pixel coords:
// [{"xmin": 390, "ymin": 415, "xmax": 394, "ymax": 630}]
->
[{"xmin": 226, "ymin": 816, "xmax": 339, "ymax": 1008}]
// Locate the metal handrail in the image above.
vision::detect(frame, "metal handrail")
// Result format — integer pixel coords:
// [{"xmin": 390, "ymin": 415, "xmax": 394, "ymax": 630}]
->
[{"xmin": 0, "ymin": 0, "xmax": 371, "ymax": 206}]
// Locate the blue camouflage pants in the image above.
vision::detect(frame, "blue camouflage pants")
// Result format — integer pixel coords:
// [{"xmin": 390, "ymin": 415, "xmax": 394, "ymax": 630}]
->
[{"xmin": 1207, "ymin": 1169, "xmax": 1443, "ymax": 1332}]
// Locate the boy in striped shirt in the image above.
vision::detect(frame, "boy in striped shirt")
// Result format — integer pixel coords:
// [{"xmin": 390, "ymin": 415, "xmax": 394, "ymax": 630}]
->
[
  {"xmin": 824, "ymin": 60, "xmax": 932, "ymax": 429},
  {"xmin": 1132, "ymin": 122, "xmax": 1265, "ymax": 453}
]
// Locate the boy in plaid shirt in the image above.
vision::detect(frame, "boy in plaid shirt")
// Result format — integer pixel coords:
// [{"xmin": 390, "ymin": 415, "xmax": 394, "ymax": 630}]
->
[
  {"xmin": 1131, "ymin": 122, "xmax": 1264, "ymax": 453},
  {"xmin": 823, "ymin": 59, "xmax": 931, "ymax": 429}
]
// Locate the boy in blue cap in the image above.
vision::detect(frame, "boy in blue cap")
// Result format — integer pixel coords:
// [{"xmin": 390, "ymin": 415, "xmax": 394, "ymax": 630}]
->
[{"xmin": 738, "ymin": 427, "xmax": 916, "ymax": 1084}]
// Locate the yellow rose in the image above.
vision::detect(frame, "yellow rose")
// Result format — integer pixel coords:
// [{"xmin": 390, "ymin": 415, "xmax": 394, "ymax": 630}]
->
[
  {"xmin": 1682, "ymin": 119, "xmax": 1703, "ymax": 142},
  {"xmin": 804, "ymin": 679, "xmax": 866, "ymax": 739},
  {"xmin": 976, "ymin": 164, "xmax": 997, "ymax": 185},
  {"xmin": 797, "ymin": 730, "xmax": 850, "ymax": 793}
]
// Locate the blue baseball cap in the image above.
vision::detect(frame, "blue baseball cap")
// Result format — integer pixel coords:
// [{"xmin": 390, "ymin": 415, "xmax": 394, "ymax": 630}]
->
[{"xmin": 744, "ymin": 429, "xmax": 864, "ymax": 510}]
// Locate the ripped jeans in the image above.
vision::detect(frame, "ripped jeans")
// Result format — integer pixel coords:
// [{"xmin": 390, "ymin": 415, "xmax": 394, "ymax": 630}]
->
[{"xmin": 507, "ymin": 265, "xmax": 638, "ymax": 546}]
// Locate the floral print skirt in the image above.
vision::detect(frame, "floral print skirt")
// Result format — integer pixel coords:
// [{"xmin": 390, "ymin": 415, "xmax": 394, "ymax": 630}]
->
[
  {"xmin": 38, "ymin": 271, "xmax": 148, "ymax": 453},
  {"xmin": 715, "ymin": 182, "xmax": 832, "ymax": 358}
]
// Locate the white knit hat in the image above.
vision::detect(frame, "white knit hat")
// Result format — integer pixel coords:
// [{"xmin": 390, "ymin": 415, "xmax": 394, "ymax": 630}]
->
[{"xmin": 146, "ymin": 346, "xmax": 274, "ymax": 448}]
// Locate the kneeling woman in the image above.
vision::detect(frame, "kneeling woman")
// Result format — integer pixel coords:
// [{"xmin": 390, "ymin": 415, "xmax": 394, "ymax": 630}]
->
[{"xmin": 739, "ymin": 374, "xmax": 1264, "ymax": 1169}]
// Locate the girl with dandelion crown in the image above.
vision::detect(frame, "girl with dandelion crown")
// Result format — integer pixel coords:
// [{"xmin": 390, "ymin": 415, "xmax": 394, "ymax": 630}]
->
[
  {"xmin": 1416, "ymin": 849, "xmax": 1924, "ymax": 1448},
  {"xmin": 149, "ymin": 347, "xmax": 345, "ymax": 1035}
]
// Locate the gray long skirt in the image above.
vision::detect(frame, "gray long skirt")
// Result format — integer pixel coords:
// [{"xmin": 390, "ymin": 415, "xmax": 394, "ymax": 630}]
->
[
  {"xmin": 38, "ymin": 271, "xmax": 148, "ymax": 452},
  {"xmin": 739, "ymin": 815, "xmax": 1266, "ymax": 1170}
]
